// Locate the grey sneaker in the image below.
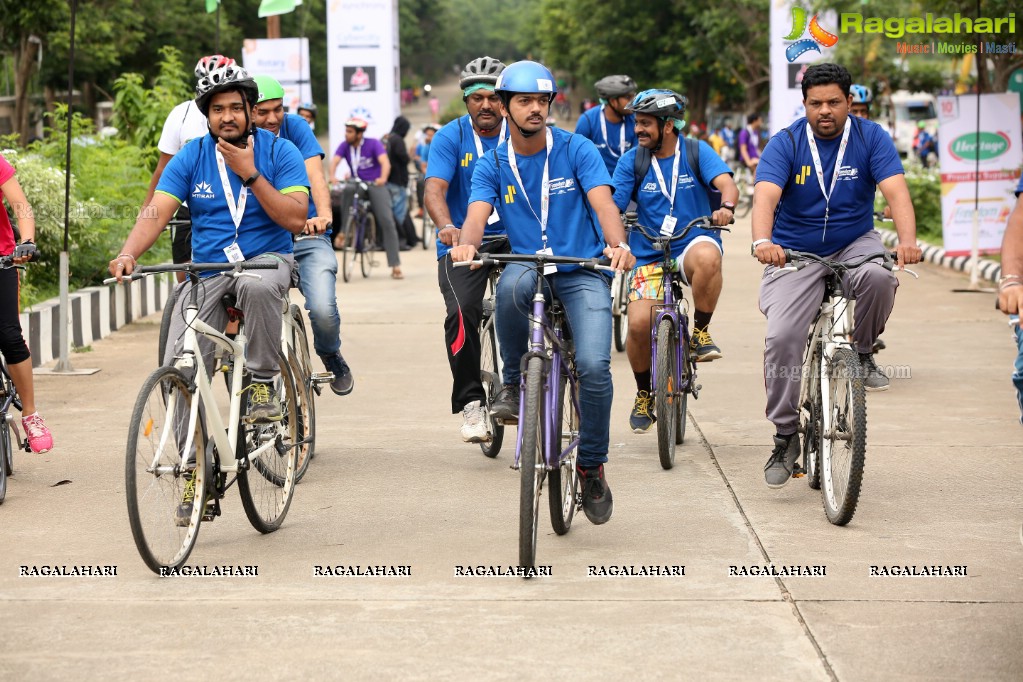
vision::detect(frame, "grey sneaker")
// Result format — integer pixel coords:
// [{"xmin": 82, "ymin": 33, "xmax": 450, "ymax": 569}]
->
[
  {"xmin": 629, "ymin": 390, "xmax": 655, "ymax": 432},
  {"xmin": 460, "ymin": 400, "xmax": 491, "ymax": 443},
  {"xmin": 175, "ymin": 470, "xmax": 196, "ymax": 527},
  {"xmin": 860, "ymin": 352, "xmax": 889, "ymax": 392},
  {"xmin": 321, "ymin": 352, "xmax": 355, "ymax": 396},
  {"xmin": 764, "ymin": 434, "xmax": 800, "ymax": 488},
  {"xmin": 578, "ymin": 464, "xmax": 614, "ymax": 525},
  {"xmin": 245, "ymin": 381, "xmax": 282, "ymax": 423},
  {"xmin": 490, "ymin": 384, "xmax": 520, "ymax": 421}
]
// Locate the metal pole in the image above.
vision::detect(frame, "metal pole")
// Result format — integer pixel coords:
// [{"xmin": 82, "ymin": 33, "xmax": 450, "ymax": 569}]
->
[
  {"xmin": 53, "ymin": 0, "xmax": 77, "ymax": 373},
  {"xmin": 969, "ymin": 0, "xmax": 982, "ymax": 288}
]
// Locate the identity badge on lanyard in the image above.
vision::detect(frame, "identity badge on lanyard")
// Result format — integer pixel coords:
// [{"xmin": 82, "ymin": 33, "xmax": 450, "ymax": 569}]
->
[
  {"xmin": 215, "ymin": 144, "xmax": 250, "ymax": 262},
  {"xmin": 508, "ymin": 128, "xmax": 555, "ymax": 275},
  {"xmin": 600, "ymin": 105, "xmax": 627, "ymax": 159},
  {"xmin": 806, "ymin": 117, "xmax": 851, "ymax": 242},
  {"xmin": 652, "ymin": 136, "xmax": 682, "ymax": 236},
  {"xmin": 472, "ymin": 121, "xmax": 507, "ymax": 225},
  {"xmin": 349, "ymin": 144, "xmax": 362, "ymax": 179}
]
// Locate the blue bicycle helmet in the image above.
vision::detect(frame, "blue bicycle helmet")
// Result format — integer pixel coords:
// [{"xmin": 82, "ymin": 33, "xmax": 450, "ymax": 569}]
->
[
  {"xmin": 495, "ymin": 61, "xmax": 557, "ymax": 102},
  {"xmin": 850, "ymin": 84, "xmax": 873, "ymax": 104}
]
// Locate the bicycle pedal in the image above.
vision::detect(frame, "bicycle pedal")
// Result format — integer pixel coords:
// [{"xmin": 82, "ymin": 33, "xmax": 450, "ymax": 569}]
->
[
  {"xmin": 792, "ymin": 464, "xmax": 806, "ymax": 478},
  {"xmin": 310, "ymin": 372, "xmax": 334, "ymax": 385}
]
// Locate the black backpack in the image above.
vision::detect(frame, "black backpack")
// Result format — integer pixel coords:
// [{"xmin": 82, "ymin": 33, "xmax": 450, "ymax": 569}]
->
[{"xmin": 631, "ymin": 137, "xmax": 721, "ymax": 211}]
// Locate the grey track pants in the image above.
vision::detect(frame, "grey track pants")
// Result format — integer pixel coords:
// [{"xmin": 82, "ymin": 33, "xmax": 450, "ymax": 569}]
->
[
  {"xmin": 163, "ymin": 253, "xmax": 294, "ymax": 378},
  {"xmin": 758, "ymin": 231, "xmax": 897, "ymax": 434}
]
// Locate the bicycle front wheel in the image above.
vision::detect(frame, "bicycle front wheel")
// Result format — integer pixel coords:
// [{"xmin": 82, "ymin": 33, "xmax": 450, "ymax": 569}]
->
[
  {"xmin": 518, "ymin": 357, "xmax": 545, "ymax": 569},
  {"xmin": 802, "ymin": 340, "xmax": 823, "ymax": 490},
  {"xmin": 612, "ymin": 274, "xmax": 628, "ymax": 353},
  {"xmin": 360, "ymin": 213, "xmax": 377, "ymax": 278},
  {"xmin": 820, "ymin": 348, "xmax": 866, "ymax": 525},
  {"xmin": 420, "ymin": 211, "xmax": 433, "ymax": 250},
  {"xmin": 237, "ymin": 360, "xmax": 300, "ymax": 533},
  {"xmin": 341, "ymin": 214, "xmax": 356, "ymax": 283},
  {"xmin": 655, "ymin": 318, "xmax": 678, "ymax": 470},
  {"xmin": 288, "ymin": 306, "xmax": 316, "ymax": 483},
  {"xmin": 548, "ymin": 366, "xmax": 579, "ymax": 535},
  {"xmin": 0, "ymin": 413, "xmax": 9, "ymax": 504},
  {"xmin": 125, "ymin": 366, "xmax": 207, "ymax": 573},
  {"xmin": 479, "ymin": 314, "xmax": 504, "ymax": 458}
]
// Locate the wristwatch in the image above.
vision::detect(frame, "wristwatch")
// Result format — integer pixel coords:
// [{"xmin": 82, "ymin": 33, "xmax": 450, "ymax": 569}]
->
[
  {"xmin": 243, "ymin": 170, "xmax": 261, "ymax": 187},
  {"xmin": 721, "ymin": 201, "xmax": 736, "ymax": 213}
]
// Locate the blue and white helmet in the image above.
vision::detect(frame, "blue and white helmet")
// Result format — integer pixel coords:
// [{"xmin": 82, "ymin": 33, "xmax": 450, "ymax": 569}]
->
[
  {"xmin": 495, "ymin": 61, "xmax": 557, "ymax": 103},
  {"xmin": 850, "ymin": 84, "xmax": 873, "ymax": 104}
]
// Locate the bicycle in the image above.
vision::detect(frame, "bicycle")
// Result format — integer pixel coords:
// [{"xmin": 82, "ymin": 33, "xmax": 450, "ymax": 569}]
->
[
  {"xmin": 730, "ymin": 164, "xmax": 754, "ymax": 219},
  {"xmin": 111, "ymin": 261, "xmax": 302, "ymax": 573},
  {"xmin": 611, "ymin": 270, "xmax": 629, "ymax": 352},
  {"xmin": 0, "ymin": 257, "xmax": 32, "ymax": 505},
  {"xmin": 475, "ymin": 236, "xmax": 509, "ymax": 458},
  {"xmin": 781, "ymin": 249, "xmax": 916, "ymax": 525},
  {"xmin": 456, "ymin": 252, "xmax": 613, "ymax": 570},
  {"xmin": 337, "ymin": 180, "xmax": 378, "ymax": 282},
  {"xmin": 623, "ymin": 214, "xmax": 730, "ymax": 469}
]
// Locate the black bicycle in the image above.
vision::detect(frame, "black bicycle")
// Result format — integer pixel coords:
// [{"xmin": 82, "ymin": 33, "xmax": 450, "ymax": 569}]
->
[
  {"xmin": 0, "ymin": 255, "xmax": 34, "ymax": 504},
  {"xmin": 337, "ymin": 180, "xmax": 378, "ymax": 282}
]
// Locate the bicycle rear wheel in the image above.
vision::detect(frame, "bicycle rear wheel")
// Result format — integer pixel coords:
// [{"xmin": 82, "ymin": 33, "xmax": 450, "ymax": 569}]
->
[
  {"xmin": 421, "ymin": 211, "xmax": 433, "ymax": 250},
  {"xmin": 518, "ymin": 357, "xmax": 545, "ymax": 569},
  {"xmin": 237, "ymin": 360, "xmax": 300, "ymax": 533},
  {"xmin": 802, "ymin": 340, "xmax": 823, "ymax": 490},
  {"xmin": 288, "ymin": 306, "xmax": 316, "ymax": 483},
  {"xmin": 548, "ymin": 366, "xmax": 579, "ymax": 535},
  {"xmin": 612, "ymin": 273, "xmax": 628, "ymax": 353},
  {"xmin": 820, "ymin": 348, "xmax": 866, "ymax": 525},
  {"xmin": 478, "ymin": 314, "xmax": 504, "ymax": 458},
  {"xmin": 655, "ymin": 319, "xmax": 678, "ymax": 470},
  {"xmin": 341, "ymin": 214, "xmax": 356, "ymax": 283},
  {"xmin": 676, "ymin": 326, "xmax": 691, "ymax": 446},
  {"xmin": 360, "ymin": 214, "xmax": 378, "ymax": 278},
  {"xmin": 125, "ymin": 366, "xmax": 207, "ymax": 573},
  {"xmin": 0, "ymin": 414, "xmax": 9, "ymax": 504}
]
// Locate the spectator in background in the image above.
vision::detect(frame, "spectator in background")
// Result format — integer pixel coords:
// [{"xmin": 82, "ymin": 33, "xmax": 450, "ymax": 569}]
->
[
  {"xmin": 738, "ymin": 112, "xmax": 763, "ymax": 171},
  {"xmin": 412, "ymin": 124, "xmax": 438, "ymax": 218},
  {"xmin": 295, "ymin": 102, "xmax": 317, "ymax": 130},
  {"xmin": 383, "ymin": 115, "xmax": 417, "ymax": 249}
]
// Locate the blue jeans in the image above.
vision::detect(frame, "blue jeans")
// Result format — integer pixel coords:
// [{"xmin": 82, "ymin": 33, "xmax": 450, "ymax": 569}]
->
[
  {"xmin": 387, "ymin": 182, "xmax": 408, "ymax": 225},
  {"xmin": 294, "ymin": 234, "xmax": 341, "ymax": 357},
  {"xmin": 496, "ymin": 264, "xmax": 613, "ymax": 467},
  {"xmin": 1013, "ymin": 324, "xmax": 1023, "ymax": 425}
]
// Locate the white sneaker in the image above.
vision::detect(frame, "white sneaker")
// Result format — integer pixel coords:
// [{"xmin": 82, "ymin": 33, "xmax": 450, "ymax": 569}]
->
[{"xmin": 460, "ymin": 400, "xmax": 491, "ymax": 443}]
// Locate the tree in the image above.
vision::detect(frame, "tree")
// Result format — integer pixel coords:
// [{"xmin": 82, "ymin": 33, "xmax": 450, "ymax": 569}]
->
[{"xmin": 0, "ymin": 0, "xmax": 67, "ymax": 142}]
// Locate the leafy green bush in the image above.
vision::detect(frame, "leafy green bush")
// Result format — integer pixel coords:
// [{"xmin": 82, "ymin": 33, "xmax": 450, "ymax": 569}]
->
[{"xmin": 875, "ymin": 165, "xmax": 941, "ymax": 245}]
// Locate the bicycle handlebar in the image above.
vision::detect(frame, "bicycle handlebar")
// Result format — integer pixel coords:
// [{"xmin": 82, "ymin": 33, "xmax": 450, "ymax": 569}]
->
[
  {"xmin": 103, "ymin": 261, "xmax": 279, "ymax": 285},
  {"xmin": 622, "ymin": 214, "xmax": 733, "ymax": 244},
  {"xmin": 779, "ymin": 250, "xmax": 918, "ymax": 278},
  {"xmin": 452, "ymin": 252, "xmax": 615, "ymax": 273}
]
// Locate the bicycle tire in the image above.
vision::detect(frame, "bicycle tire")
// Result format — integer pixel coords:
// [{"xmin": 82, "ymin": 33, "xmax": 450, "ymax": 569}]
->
[
  {"xmin": 125, "ymin": 366, "xmax": 207, "ymax": 573},
  {"xmin": 548, "ymin": 365, "xmax": 579, "ymax": 535},
  {"xmin": 655, "ymin": 318, "xmax": 678, "ymax": 470},
  {"xmin": 735, "ymin": 194, "xmax": 753, "ymax": 219},
  {"xmin": 420, "ymin": 211, "xmax": 433, "ymax": 250},
  {"xmin": 518, "ymin": 357, "xmax": 545, "ymax": 569},
  {"xmin": 478, "ymin": 314, "xmax": 505, "ymax": 458},
  {"xmin": 157, "ymin": 284, "xmax": 181, "ymax": 366},
  {"xmin": 803, "ymin": 340, "xmax": 823, "ymax": 490},
  {"xmin": 0, "ymin": 415, "xmax": 8, "ymax": 504},
  {"xmin": 612, "ymin": 273, "xmax": 628, "ymax": 353},
  {"xmin": 820, "ymin": 348, "xmax": 866, "ymax": 525},
  {"xmin": 237, "ymin": 357, "xmax": 300, "ymax": 533},
  {"xmin": 361, "ymin": 213, "xmax": 377, "ymax": 279},
  {"xmin": 3, "ymin": 409, "xmax": 13, "ymax": 476},
  {"xmin": 677, "ymin": 325, "xmax": 691, "ymax": 445},
  {"xmin": 341, "ymin": 213, "xmax": 356, "ymax": 283},
  {"xmin": 289, "ymin": 306, "xmax": 316, "ymax": 482}
]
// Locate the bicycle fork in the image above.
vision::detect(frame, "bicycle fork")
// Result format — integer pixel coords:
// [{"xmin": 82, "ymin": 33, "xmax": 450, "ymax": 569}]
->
[{"xmin": 513, "ymin": 292, "xmax": 550, "ymax": 473}]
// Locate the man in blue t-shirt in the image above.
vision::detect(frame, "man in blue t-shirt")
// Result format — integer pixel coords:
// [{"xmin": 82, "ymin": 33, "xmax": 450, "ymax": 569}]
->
[
  {"xmin": 751, "ymin": 63, "xmax": 922, "ymax": 489},
  {"xmin": 252, "ymin": 75, "xmax": 354, "ymax": 396},
  {"xmin": 424, "ymin": 56, "xmax": 510, "ymax": 444},
  {"xmin": 575, "ymin": 75, "xmax": 638, "ymax": 177},
  {"xmin": 996, "ymin": 175, "xmax": 1023, "ymax": 421},
  {"xmin": 450, "ymin": 61, "xmax": 636, "ymax": 526},
  {"xmin": 611, "ymin": 89, "xmax": 738, "ymax": 433},
  {"xmin": 111, "ymin": 63, "xmax": 310, "ymax": 426}
]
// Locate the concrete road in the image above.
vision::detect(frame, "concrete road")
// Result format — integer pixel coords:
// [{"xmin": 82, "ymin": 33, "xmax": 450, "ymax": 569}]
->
[{"xmin": 1, "ymin": 208, "xmax": 1021, "ymax": 680}]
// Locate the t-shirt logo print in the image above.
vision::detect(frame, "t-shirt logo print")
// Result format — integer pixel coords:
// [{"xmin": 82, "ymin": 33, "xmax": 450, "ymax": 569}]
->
[
  {"xmin": 795, "ymin": 165, "xmax": 812, "ymax": 185},
  {"xmin": 504, "ymin": 185, "xmax": 516, "ymax": 204},
  {"xmin": 192, "ymin": 181, "xmax": 215, "ymax": 199},
  {"xmin": 461, "ymin": 153, "xmax": 473, "ymax": 168}
]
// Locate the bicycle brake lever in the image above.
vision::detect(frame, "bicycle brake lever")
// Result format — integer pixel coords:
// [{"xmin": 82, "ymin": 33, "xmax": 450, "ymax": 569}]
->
[
  {"xmin": 770, "ymin": 265, "xmax": 799, "ymax": 278},
  {"xmin": 894, "ymin": 266, "xmax": 919, "ymax": 279},
  {"xmin": 231, "ymin": 272, "xmax": 263, "ymax": 280}
]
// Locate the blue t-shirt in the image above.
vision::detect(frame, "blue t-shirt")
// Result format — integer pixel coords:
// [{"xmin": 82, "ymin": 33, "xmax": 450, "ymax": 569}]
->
[
  {"xmin": 755, "ymin": 116, "xmax": 903, "ymax": 254},
  {"xmin": 575, "ymin": 105, "xmax": 637, "ymax": 177},
  {"xmin": 156, "ymin": 127, "xmax": 309, "ymax": 267},
  {"xmin": 426, "ymin": 114, "xmax": 505, "ymax": 259},
  {"xmin": 469, "ymin": 128, "xmax": 611, "ymax": 272},
  {"xmin": 612, "ymin": 139, "xmax": 731, "ymax": 266},
  {"xmin": 416, "ymin": 142, "xmax": 430, "ymax": 165},
  {"xmin": 277, "ymin": 112, "xmax": 324, "ymax": 221}
]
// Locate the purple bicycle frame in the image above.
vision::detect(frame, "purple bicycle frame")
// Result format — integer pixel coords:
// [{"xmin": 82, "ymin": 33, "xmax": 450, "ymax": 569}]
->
[{"xmin": 648, "ymin": 266, "xmax": 694, "ymax": 400}]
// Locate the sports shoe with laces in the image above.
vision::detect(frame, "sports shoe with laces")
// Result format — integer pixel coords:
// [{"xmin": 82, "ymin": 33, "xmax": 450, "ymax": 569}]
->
[
  {"xmin": 578, "ymin": 464, "xmax": 613, "ymax": 524},
  {"xmin": 175, "ymin": 470, "xmax": 196, "ymax": 527},
  {"xmin": 690, "ymin": 327, "xmax": 722, "ymax": 362},
  {"xmin": 860, "ymin": 352, "xmax": 889, "ymax": 391},
  {"xmin": 490, "ymin": 384, "xmax": 519, "ymax": 421},
  {"xmin": 764, "ymin": 434, "xmax": 801, "ymax": 488},
  {"xmin": 244, "ymin": 381, "xmax": 282, "ymax": 423},
  {"xmin": 629, "ymin": 390, "xmax": 655, "ymax": 432},
  {"xmin": 21, "ymin": 413, "xmax": 53, "ymax": 454},
  {"xmin": 321, "ymin": 352, "xmax": 355, "ymax": 396},
  {"xmin": 460, "ymin": 400, "xmax": 490, "ymax": 443}
]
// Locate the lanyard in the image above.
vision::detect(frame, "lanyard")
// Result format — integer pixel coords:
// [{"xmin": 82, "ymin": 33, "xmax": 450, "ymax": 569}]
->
[
  {"xmin": 471, "ymin": 119, "xmax": 507, "ymax": 158},
  {"xmin": 599, "ymin": 105, "xmax": 626, "ymax": 158},
  {"xmin": 349, "ymin": 143, "xmax": 362, "ymax": 179},
  {"xmin": 650, "ymin": 136, "xmax": 681, "ymax": 216},
  {"xmin": 806, "ymin": 117, "xmax": 851, "ymax": 241},
  {"xmin": 507, "ymin": 128, "xmax": 553, "ymax": 248},
  {"xmin": 215, "ymin": 138, "xmax": 252, "ymax": 239}
]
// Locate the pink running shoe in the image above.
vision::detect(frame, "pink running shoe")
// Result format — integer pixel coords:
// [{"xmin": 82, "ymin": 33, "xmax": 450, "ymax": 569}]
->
[{"xmin": 22, "ymin": 413, "xmax": 53, "ymax": 454}]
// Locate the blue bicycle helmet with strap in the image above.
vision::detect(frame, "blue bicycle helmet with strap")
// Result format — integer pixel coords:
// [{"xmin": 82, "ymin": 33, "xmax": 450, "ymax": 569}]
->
[
  {"xmin": 850, "ymin": 84, "xmax": 873, "ymax": 104},
  {"xmin": 495, "ymin": 61, "xmax": 558, "ymax": 138},
  {"xmin": 627, "ymin": 89, "xmax": 688, "ymax": 124}
]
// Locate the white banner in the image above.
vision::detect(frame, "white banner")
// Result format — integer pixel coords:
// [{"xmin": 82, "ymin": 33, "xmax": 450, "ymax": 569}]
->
[
  {"xmin": 242, "ymin": 38, "xmax": 312, "ymax": 112},
  {"xmin": 937, "ymin": 93, "xmax": 1022, "ymax": 256},
  {"xmin": 326, "ymin": 0, "xmax": 400, "ymax": 169},
  {"xmin": 769, "ymin": 1, "xmax": 838, "ymax": 135}
]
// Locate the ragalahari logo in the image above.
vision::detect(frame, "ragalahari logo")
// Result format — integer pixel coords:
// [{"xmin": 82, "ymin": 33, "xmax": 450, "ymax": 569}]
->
[{"xmin": 784, "ymin": 5, "xmax": 839, "ymax": 63}]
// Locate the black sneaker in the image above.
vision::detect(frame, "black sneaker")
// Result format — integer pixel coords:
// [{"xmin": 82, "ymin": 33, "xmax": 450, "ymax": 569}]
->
[
  {"xmin": 321, "ymin": 352, "xmax": 355, "ymax": 396},
  {"xmin": 490, "ymin": 384, "xmax": 519, "ymax": 421},
  {"xmin": 245, "ymin": 380, "xmax": 282, "ymax": 423},
  {"xmin": 578, "ymin": 464, "xmax": 613, "ymax": 524},
  {"xmin": 764, "ymin": 434, "xmax": 800, "ymax": 488},
  {"xmin": 175, "ymin": 470, "xmax": 196, "ymax": 527},
  {"xmin": 629, "ymin": 390, "xmax": 655, "ymax": 432},
  {"xmin": 860, "ymin": 352, "xmax": 889, "ymax": 391}
]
